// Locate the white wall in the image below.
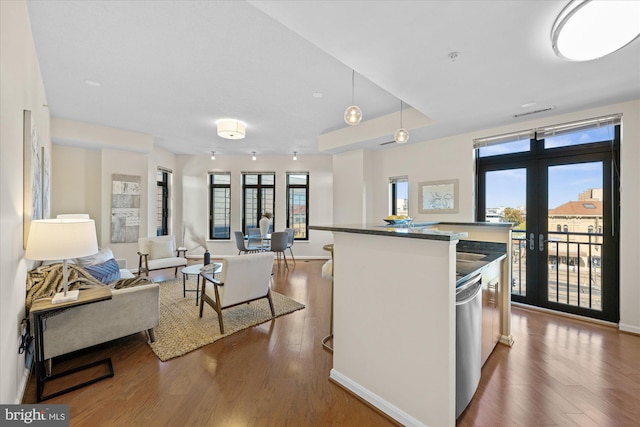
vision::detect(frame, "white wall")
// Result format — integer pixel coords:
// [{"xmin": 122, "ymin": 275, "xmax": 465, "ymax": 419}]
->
[
  {"xmin": 179, "ymin": 153, "xmax": 334, "ymax": 258},
  {"xmin": 0, "ymin": 0, "xmax": 51, "ymax": 403},
  {"xmin": 365, "ymin": 100, "xmax": 640, "ymax": 332}
]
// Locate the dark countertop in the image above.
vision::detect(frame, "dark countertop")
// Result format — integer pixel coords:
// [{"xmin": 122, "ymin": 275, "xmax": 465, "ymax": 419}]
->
[
  {"xmin": 456, "ymin": 240, "xmax": 507, "ymax": 286},
  {"xmin": 309, "ymin": 223, "xmax": 468, "ymax": 241}
]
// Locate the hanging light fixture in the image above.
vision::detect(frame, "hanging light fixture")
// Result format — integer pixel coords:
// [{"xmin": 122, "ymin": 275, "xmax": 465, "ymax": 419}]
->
[
  {"xmin": 394, "ymin": 100, "xmax": 409, "ymax": 144},
  {"xmin": 252, "ymin": 152, "xmax": 257, "ymax": 161},
  {"xmin": 217, "ymin": 119, "xmax": 246, "ymax": 139},
  {"xmin": 210, "ymin": 151, "xmax": 216, "ymax": 160},
  {"xmin": 551, "ymin": 0, "xmax": 640, "ymax": 61},
  {"xmin": 344, "ymin": 70, "xmax": 362, "ymax": 126},
  {"xmin": 293, "ymin": 152, "xmax": 298, "ymax": 161}
]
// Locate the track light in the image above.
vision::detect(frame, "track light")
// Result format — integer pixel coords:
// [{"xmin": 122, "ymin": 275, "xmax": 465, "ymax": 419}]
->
[
  {"xmin": 293, "ymin": 152, "xmax": 298, "ymax": 161},
  {"xmin": 252, "ymin": 152, "xmax": 257, "ymax": 161},
  {"xmin": 211, "ymin": 151, "xmax": 216, "ymax": 160}
]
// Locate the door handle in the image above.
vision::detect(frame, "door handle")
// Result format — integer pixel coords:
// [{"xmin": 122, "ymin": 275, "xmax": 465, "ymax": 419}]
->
[
  {"xmin": 529, "ymin": 233, "xmax": 535, "ymax": 251},
  {"xmin": 539, "ymin": 233, "xmax": 553, "ymax": 252}
]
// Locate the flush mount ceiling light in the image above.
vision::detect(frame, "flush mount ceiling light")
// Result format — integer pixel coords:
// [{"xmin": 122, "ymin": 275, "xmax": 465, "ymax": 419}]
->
[
  {"xmin": 217, "ymin": 119, "xmax": 246, "ymax": 140},
  {"xmin": 344, "ymin": 70, "xmax": 362, "ymax": 126},
  {"xmin": 394, "ymin": 100, "xmax": 409, "ymax": 144},
  {"xmin": 551, "ymin": 0, "xmax": 640, "ymax": 61}
]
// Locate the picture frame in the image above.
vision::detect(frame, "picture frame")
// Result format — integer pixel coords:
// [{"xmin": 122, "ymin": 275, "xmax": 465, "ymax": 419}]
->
[{"xmin": 418, "ymin": 179, "xmax": 459, "ymax": 214}]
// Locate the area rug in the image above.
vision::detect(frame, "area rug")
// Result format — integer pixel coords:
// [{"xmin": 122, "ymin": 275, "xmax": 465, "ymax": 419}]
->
[{"xmin": 148, "ymin": 278, "xmax": 305, "ymax": 361}]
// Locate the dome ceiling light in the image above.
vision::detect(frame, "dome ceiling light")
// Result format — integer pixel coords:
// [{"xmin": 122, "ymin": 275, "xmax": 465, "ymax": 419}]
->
[
  {"xmin": 217, "ymin": 119, "xmax": 246, "ymax": 139},
  {"xmin": 551, "ymin": 0, "xmax": 640, "ymax": 61}
]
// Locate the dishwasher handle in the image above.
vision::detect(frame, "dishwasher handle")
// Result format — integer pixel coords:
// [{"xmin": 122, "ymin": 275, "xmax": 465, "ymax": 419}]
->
[{"xmin": 456, "ymin": 273, "xmax": 482, "ymax": 305}]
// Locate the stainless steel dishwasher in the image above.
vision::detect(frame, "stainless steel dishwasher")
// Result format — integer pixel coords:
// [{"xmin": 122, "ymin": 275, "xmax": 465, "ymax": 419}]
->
[{"xmin": 455, "ymin": 272, "xmax": 483, "ymax": 419}]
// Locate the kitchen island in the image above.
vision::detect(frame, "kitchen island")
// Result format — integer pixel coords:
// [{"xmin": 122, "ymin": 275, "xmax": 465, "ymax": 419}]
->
[{"xmin": 309, "ymin": 222, "xmax": 511, "ymax": 427}]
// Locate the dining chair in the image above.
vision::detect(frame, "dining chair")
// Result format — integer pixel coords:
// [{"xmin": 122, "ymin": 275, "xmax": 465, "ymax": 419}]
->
[
  {"xmin": 234, "ymin": 231, "xmax": 260, "ymax": 254},
  {"xmin": 284, "ymin": 228, "xmax": 296, "ymax": 265},
  {"xmin": 269, "ymin": 231, "xmax": 289, "ymax": 269},
  {"xmin": 247, "ymin": 227, "xmax": 265, "ymax": 251}
]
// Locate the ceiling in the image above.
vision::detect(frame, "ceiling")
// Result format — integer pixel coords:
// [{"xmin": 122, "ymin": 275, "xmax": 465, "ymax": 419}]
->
[{"xmin": 26, "ymin": 1, "xmax": 640, "ymax": 157}]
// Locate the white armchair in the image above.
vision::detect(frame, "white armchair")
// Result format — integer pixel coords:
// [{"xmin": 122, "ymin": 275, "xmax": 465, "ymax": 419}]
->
[
  {"xmin": 137, "ymin": 235, "xmax": 187, "ymax": 277},
  {"xmin": 199, "ymin": 252, "xmax": 275, "ymax": 333}
]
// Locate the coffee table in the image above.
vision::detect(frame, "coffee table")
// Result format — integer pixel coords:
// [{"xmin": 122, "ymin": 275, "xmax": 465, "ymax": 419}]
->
[{"xmin": 181, "ymin": 263, "xmax": 222, "ymax": 305}]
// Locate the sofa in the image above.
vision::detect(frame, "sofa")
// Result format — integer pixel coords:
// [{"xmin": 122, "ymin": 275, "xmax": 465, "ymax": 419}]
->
[{"xmin": 26, "ymin": 249, "xmax": 160, "ymax": 373}]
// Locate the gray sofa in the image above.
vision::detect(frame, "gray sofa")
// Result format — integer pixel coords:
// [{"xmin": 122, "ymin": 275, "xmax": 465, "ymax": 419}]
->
[{"xmin": 41, "ymin": 282, "xmax": 160, "ymax": 362}]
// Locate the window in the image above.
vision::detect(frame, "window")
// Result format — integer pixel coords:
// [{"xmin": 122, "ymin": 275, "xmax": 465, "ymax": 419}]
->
[
  {"xmin": 389, "ymin": 176, "xmax": 409, "ymax": 216},
  {"xmin": 242, "ymin": 173, "xmax": 275, "ymax": 234},
  {"xmin": 588, "ymin": 225, "xmax": 594, "ymax": 233},
  {"xmin": 557, "ymin": 224, "xmax": 562, "ymax": 232},
  {"xmin": 563, "ymin": 225, "xmax": 568, "ymax": 232},
  {"xmin": 287, "ymin": 172, "xmax": 309, "ymax": 240},
  {"xmin": 209, "ymin": 172, "xmax": 231, "ymax": 240},
  {"xmin": 156, "ymin": 169, "xmax": 170, "ymax": 236}
]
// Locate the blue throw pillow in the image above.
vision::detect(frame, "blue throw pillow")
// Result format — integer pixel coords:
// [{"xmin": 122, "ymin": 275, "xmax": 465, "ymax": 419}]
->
[{"xmin": 84, "ymin": 258, "xmax": 121, "ymax": 284}]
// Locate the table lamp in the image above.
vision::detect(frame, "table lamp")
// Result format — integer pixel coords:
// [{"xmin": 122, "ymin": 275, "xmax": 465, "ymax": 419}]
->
[{"xmin": 25, "ymin": 218, "xmax": 99, "ymax": 304}]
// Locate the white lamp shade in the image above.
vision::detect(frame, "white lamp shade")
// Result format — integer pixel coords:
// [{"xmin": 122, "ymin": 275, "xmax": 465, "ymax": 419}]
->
[
  {"xmin": 25, "ymin": 219, "xmax": 98, "ymax": 261},
  {"xmin": 217, "ymin": 119, "xmax": 246, "ymax": 139}
]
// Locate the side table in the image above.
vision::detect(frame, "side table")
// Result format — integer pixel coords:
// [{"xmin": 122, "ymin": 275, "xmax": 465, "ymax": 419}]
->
[
  {"xmin": 30, "ymin": 287, "xmax": 113, "ymax": 402},
  {"xmin": 181, "ymin": 263, "xmax": 222, "ymax": 305}
]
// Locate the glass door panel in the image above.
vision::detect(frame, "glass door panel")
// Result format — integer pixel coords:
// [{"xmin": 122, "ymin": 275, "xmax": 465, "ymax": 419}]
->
[
  {"xmin": 485, "ymin": 168, "xmax": 528, "ymax": 296},
  {"xmin": 545, "ymin": 162, "xmax": 604, "ymax": 311}
]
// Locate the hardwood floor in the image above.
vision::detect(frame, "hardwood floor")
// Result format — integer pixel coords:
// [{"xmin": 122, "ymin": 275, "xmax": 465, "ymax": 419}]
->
[{"xmin": 23, "ymin": 260, "xmax": 640, "ymax": 426}]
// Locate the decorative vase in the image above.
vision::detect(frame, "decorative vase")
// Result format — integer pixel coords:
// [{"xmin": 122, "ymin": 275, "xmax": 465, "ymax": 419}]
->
[{"xmin": 204, "ymin": 250, "xmax": 211, "ymax": 266}]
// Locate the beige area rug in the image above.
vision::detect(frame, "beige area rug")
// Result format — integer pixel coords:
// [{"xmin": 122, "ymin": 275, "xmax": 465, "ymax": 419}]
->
[{"xmin": 148, "ymin": 278, "xmax": 305, "ymax": 361}]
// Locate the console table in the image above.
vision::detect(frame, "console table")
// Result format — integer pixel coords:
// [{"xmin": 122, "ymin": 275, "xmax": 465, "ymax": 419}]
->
[{"xmin": 31, "ymin": 287, "xmax": 113, "ymax": 402}]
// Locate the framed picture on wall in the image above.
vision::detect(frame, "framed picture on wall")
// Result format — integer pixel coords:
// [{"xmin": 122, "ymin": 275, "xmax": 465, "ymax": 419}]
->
[{"xmin": 418, "ymin": 179, "xmax": 459, "ymax": 214}]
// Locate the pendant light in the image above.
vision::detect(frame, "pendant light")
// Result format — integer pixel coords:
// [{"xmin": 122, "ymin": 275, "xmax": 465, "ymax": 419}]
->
[
  {"xmin": 344, "ymin": 70, "xmax": 362, "ymax": 126},
  {"xmin": 394, "ymin": 100, "xmax": 409, "ymax": 144}
]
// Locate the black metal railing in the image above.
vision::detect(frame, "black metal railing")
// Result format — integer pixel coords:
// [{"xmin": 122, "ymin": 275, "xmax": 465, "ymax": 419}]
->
[{"xmin": 510, "ymin": 231, "xmax": 603, "ymax": 311}]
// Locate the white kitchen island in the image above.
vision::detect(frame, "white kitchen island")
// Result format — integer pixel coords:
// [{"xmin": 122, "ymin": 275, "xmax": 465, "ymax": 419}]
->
[{"xmin": 310, "ymin": 222, "xmax": 512, "ymax": 427}]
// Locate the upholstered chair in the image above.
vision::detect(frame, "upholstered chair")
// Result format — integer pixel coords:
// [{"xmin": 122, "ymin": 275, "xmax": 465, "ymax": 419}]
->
[{"xmin": 199, "ymin": 252, "xmax": 275, "ymax": 333}]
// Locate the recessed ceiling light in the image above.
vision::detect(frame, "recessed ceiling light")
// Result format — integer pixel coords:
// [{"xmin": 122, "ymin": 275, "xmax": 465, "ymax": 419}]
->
[
  {"xmin": 521, "ymin": 102, "xmax": 537, "ymax": 108},
  {"xmin": 312, "ymin": 92, "xmax": 323, "ymax": 98},
  {"xmin": 85, "ymin": 80, "xmax": 101, "ymax": 87}
]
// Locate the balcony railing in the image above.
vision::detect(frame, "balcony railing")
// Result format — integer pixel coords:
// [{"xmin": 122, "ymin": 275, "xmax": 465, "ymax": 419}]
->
[{"xmin": 511, "ymin": 231, "xmax": 603, "ymax": 311}]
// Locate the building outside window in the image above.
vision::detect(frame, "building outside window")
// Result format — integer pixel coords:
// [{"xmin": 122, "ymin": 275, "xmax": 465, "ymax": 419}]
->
[
  {"xmin": 242, "ymin": 173, "xmax": 275, "ymax": 234},
  {"xmin": 156, "ymin": 168, "xmax": 170, "ymax": 236},
  {"xmin": 389, "ymin": 176, "xmax": 409, "ymax": 216},
  {"xmin": 286, "ymin": 172, "xmax": 309, "ymax": 240},
  {"xmin": 209, "ymin": 172, "xmax": 231, "ymax": 240}
]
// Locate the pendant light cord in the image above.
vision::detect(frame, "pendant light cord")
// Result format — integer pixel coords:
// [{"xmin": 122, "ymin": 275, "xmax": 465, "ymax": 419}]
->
[{"xmin": 351, "ymin": 70, "xmax": 355, "ymax": 105}]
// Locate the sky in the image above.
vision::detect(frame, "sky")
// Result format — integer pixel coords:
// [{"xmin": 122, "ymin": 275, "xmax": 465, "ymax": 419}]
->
[{"xmin": 483, "ymin": 127, "xmax": 613, "ymax": 210}]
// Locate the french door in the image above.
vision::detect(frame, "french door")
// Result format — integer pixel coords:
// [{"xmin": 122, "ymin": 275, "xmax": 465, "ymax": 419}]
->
[{"xmin": 476, "ymin": 119, "xmax": 620, "ymax": 322}]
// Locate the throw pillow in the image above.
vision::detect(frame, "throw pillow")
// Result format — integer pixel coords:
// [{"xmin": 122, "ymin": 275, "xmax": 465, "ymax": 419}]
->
[
  {"xmin": 76, "ymin": 247, "xmax": 114, "ymax": 267},
  {"xmin": 83, "ymin": 258, "xmax": 121, "ymax": 284},
  {"xmin": 149, "ymin": 239, "xmax": 174, "ymax": 260}
]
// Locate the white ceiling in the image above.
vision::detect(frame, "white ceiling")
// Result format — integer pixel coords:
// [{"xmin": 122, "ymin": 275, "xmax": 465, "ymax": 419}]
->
[{"xmin": 26, "ymin": 1, "xmax": 640, "ymax": 157}]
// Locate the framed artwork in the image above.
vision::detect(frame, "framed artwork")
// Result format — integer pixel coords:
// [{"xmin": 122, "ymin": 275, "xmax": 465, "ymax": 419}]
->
[
  {"xmin": 418, "ymin": 179, "xmax": 459, "ymax": 214},
  {"xmin": 111, "ymin": 174, "xmax": 141, "ymax": 243},
  {"xmin": 23, "ymin": 110, "xmax": 43, "ymax": 248}
]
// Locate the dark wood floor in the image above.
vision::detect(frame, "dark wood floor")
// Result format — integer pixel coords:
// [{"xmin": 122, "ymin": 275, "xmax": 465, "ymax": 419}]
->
[{"xmin": 23, "ymin": 260, "xmax": 640, "ymax": 426}]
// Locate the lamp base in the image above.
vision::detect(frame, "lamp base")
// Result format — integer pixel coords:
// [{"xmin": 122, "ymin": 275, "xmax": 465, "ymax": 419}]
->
[{"xmin": 51, "ymin": 289, "xmax": 80, "ymax": 304}]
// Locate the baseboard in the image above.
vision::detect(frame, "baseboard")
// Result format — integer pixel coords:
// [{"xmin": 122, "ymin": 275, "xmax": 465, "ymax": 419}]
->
[
  {"xmin": 329, "ymin": 369, "xmax": 427, "ymax": 427},
  {"xmin": 16, "ymin": 367, "xmax": 30, "ymax": 404},
  {"xmin": 619, "ymin": 323, "xmax": 640, "ymax": 335}
]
